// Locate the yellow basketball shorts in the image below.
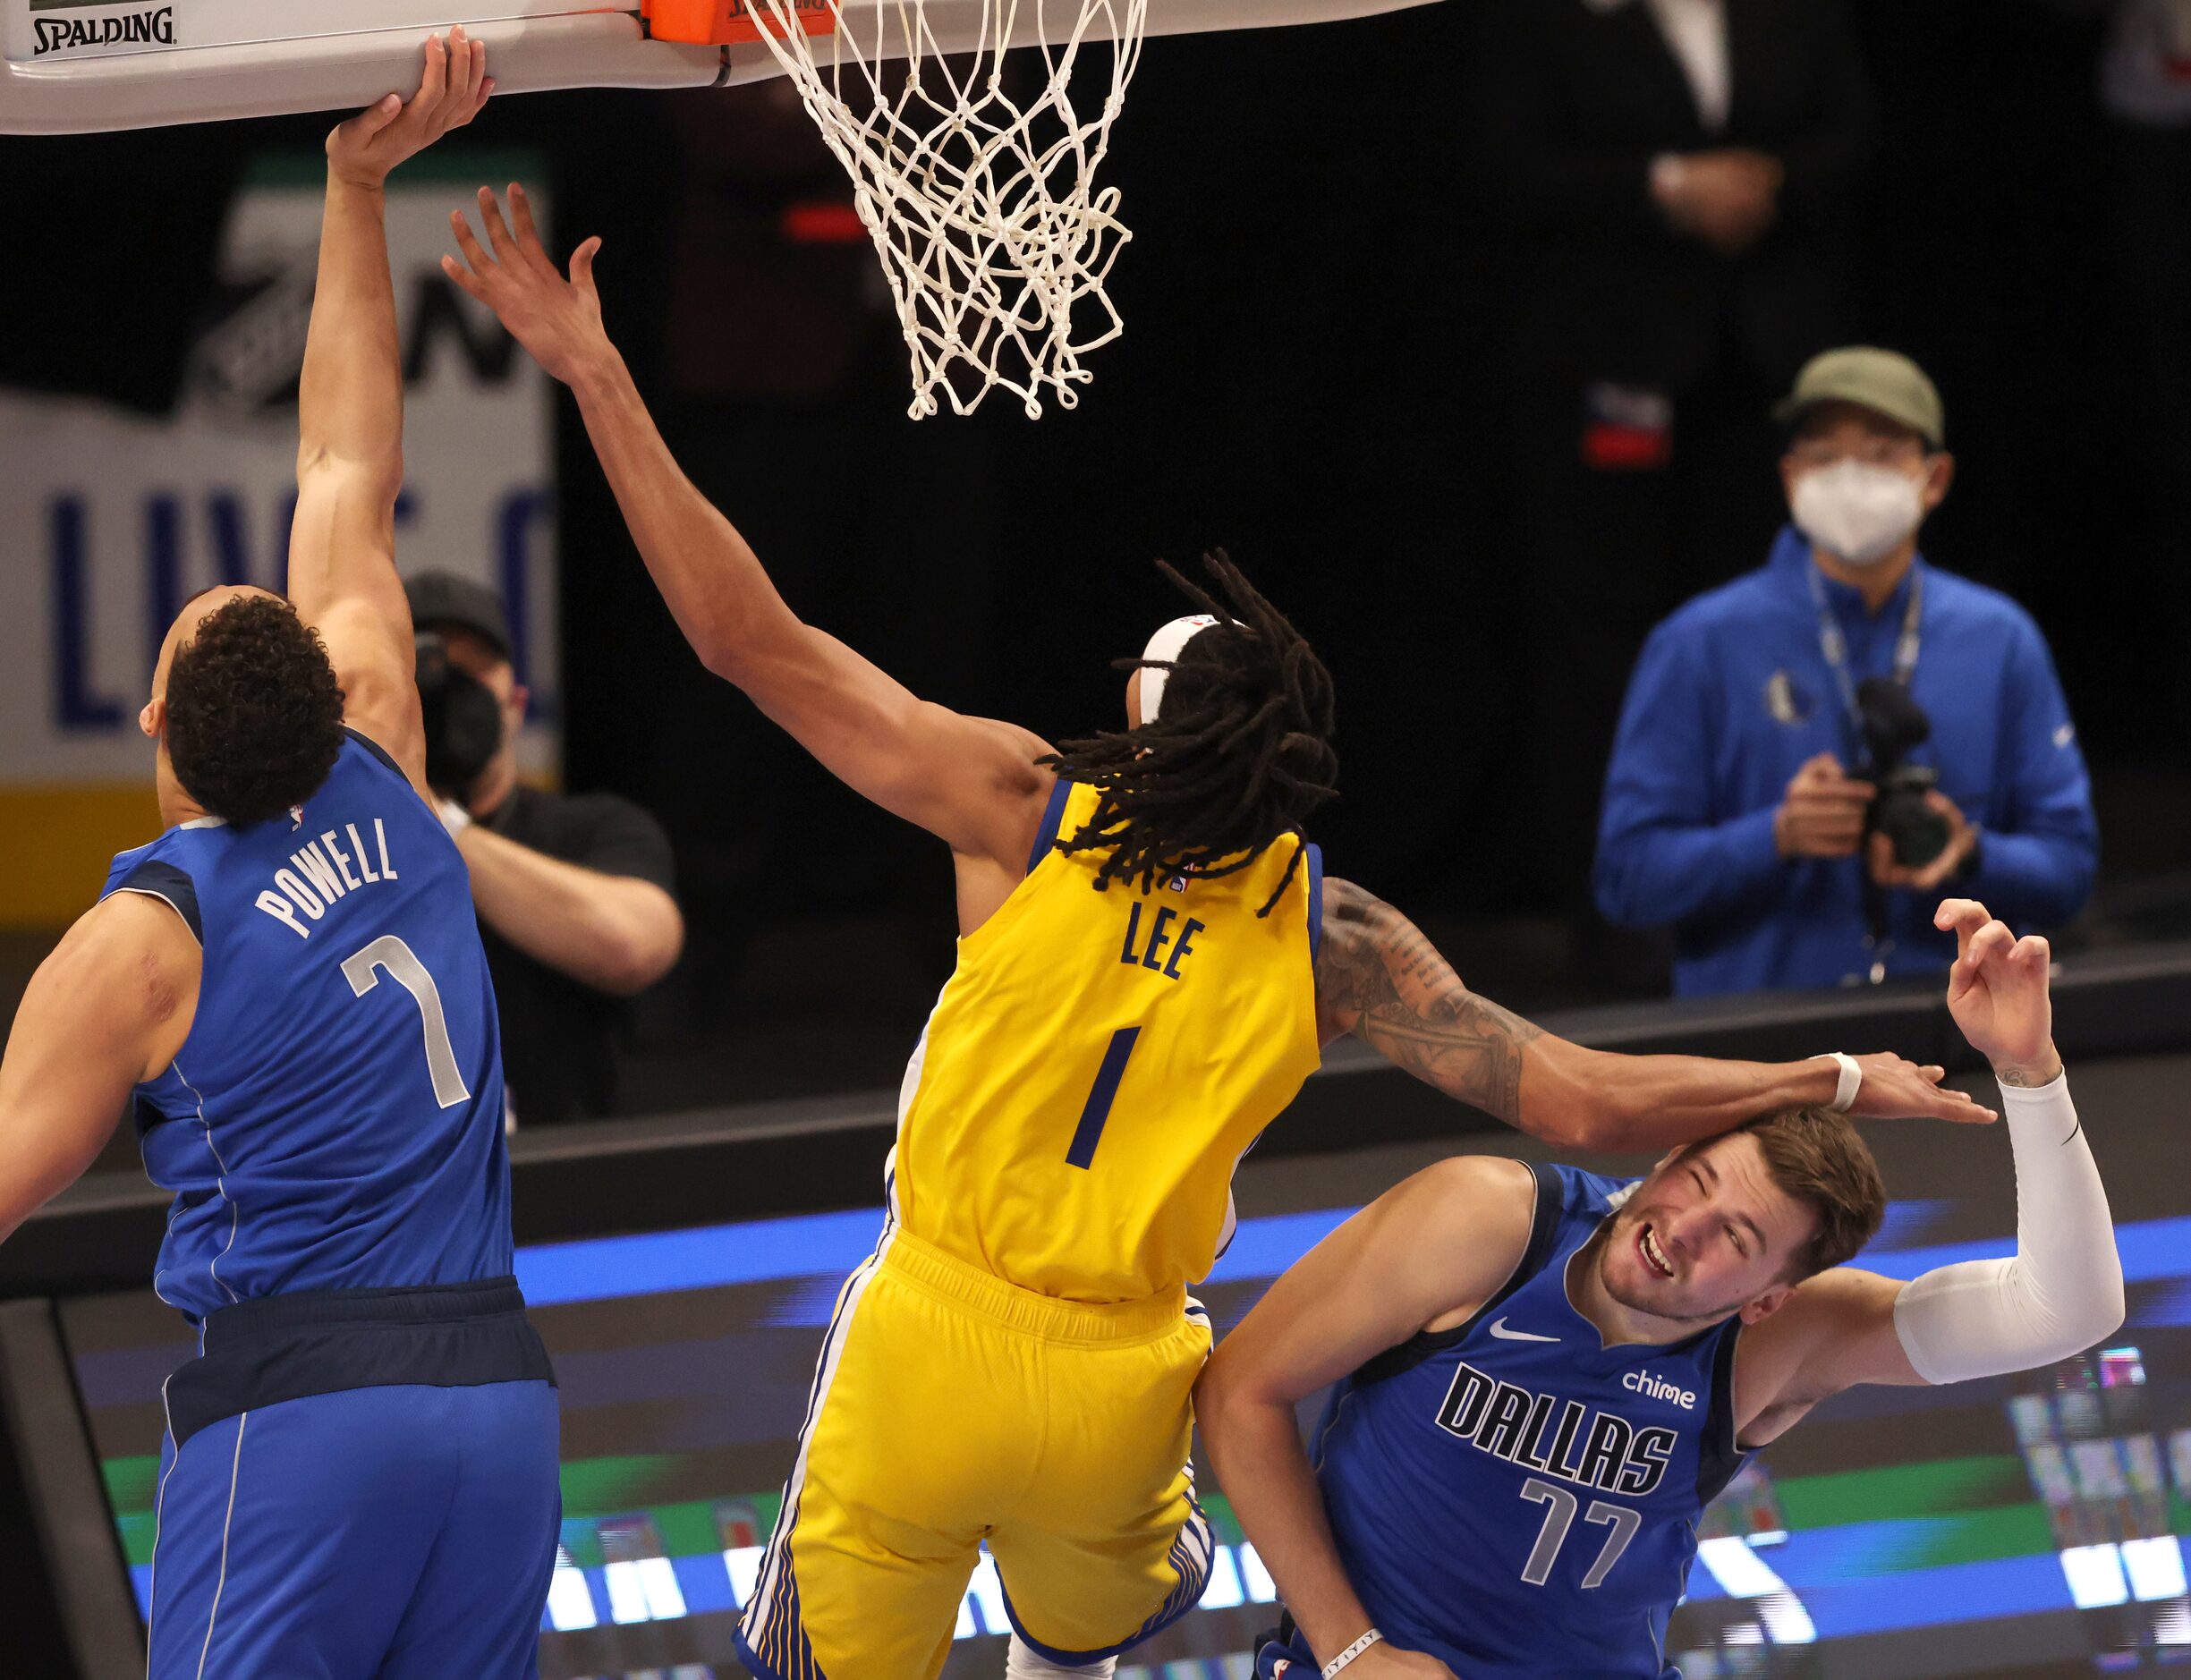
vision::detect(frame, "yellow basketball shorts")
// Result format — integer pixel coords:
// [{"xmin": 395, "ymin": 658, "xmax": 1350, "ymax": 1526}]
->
[{"xmin": 734, "ymin": 1225, "xmax": 1217, "ymax": 1680}]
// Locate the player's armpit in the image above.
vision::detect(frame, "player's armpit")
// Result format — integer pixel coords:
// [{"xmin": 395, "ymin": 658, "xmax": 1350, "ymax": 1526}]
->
[
  {"xmin": 1198, "ymin": 1156, "xmax": 1535, "ymax": 1668},
  {"xmin": 1201, "ymin": 1156, "xmax": 1537, "ymax": 1411},
  {"xmin": 307, "ymin": 595, "xmax": 430, "ymax": 798},
  {"xmin": 718, "ymin": 620, "xmax": 1057, "ymax": 869},
  {"xmin": 1733, "ymin": 1267, "xmax": 1921, "ymax": 1445},
  {"xmin": 0, "ymin": 895, "xmax": 200, "ymax": 1244}
]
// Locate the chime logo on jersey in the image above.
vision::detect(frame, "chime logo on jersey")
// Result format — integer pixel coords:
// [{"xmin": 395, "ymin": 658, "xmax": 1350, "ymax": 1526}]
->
[
  {"xmin": 1435, "ymin": 1361, "xmax": 1678, "ymax": 1497},
  {"xmin": 1623, "ymin": 1369, "xmax": 1697, "ymax": 1411}
]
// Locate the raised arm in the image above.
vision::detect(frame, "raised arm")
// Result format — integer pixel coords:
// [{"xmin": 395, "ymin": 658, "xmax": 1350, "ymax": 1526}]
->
[
  {"xmin": 440, "ymin": 190, "xmax": 1053, "ymax": 871},
  {"xmin": 1313, "ymin": 878, "xmax": 1993, "ymax": 1151},
  {"xmin": 290, "ymin": 32, "xmax": 491, "ymax": 793},
  {"xmin": 0, "ymin": 895, "xmax": 199, "ymax": 1245},
  {"xmin": 1197, "ymin": 1156, "xmax": 1537, "ymax": 1680},
  {"xmin": 1736, "ymin": 903, "xmax": 2122, "ymax": 1445}
]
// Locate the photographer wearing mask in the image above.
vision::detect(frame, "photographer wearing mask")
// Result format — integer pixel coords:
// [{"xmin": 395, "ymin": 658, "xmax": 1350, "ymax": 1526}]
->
[
  {"xmin": 408, "ymin": 573, "xmax": 684, "ymax": 1122},
  {"xmin": 1593, "ymin": 348, "xmax": 2098, "ymax": 996}
]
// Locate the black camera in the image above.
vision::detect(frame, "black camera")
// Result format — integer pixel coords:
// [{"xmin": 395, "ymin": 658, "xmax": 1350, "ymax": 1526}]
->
[
  {"xmin": 414, "ymin": 631, "xmax": 505, "ymax": 800},
  {"xmin": 1856, "ymin": 676, "xmax": 1950, "ymax": 868}
]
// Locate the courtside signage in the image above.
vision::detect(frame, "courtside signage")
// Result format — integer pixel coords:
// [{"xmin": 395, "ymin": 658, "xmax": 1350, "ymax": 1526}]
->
[{"xmin": 0, "ymin": 155, "xmax": 558, "ymax": 925}]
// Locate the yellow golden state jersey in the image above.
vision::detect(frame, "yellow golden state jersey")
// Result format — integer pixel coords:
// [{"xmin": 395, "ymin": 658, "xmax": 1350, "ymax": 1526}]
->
[{"xmin": 890, "ymin": 778, "xmax": 1324, "ymax": 1303}]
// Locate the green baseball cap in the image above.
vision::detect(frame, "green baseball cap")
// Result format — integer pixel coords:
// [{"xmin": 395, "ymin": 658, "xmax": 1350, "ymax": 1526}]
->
[{"xmin": 1772, "ymin": 346, "xmax": 1945, "ymax": 449}]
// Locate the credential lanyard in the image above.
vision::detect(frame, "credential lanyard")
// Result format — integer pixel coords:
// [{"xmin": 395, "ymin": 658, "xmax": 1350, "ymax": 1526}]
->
[
  {"xmin": 1806, "ymin": 564, "xmax": 1924, "ymax": 984},
  {"xmin": 1806, "ymin": 563, "xmax": 1924, "ymax": 759}
]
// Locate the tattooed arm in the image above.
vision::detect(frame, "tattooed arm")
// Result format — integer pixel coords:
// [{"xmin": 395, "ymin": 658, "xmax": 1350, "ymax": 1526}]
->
[{"xmin": 1313, "ymin": 879, "xmax": 1993, "ymax": 1150}]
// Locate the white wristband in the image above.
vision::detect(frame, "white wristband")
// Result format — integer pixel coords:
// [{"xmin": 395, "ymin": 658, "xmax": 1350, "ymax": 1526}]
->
[
  {"xmin": 1323, "ymin": 1629, "xmax": 1384, "ymax": 1679},
  {"xmin": 1814, "ymin": 1051, "xmax": 1861, "ymax": 1113},
  {"xmin": 436, "ymin": 797, "xmax": 473, "ymax": 837}
]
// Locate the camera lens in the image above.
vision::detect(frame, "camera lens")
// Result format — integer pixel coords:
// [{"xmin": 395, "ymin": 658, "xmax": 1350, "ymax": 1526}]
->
[{"xmin": 1873, "ymin": 769, "xmax": 1949, "ymax": 867}]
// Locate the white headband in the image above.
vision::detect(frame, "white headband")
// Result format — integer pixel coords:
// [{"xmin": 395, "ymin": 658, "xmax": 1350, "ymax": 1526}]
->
[{"xmin": 1137, "ymin": 614, "xmax": 1222, "ymax": 725}]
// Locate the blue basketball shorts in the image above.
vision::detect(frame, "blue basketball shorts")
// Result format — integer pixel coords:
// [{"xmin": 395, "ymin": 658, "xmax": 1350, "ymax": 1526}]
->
[{"xmin": 144, "ymin": 1279, "xmax": 560, "ymax": 1679}]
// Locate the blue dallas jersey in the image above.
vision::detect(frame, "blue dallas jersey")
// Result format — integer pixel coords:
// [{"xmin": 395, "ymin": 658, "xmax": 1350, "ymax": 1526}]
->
[
  {"xmin": 99, "ymin": 728, "xmax": 512, "ymax": 1325},
  {"xmin": 1302, "ymin": 1164, "xmax": 1745, "ymax": 1680}
]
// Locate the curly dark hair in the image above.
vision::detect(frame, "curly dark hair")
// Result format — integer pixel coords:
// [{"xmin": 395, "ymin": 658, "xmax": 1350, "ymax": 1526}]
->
[
  {"xmin": 165, "ymin": 595, "xmax": 347, "ymax": 826},
  {"xmin": 1039, "ymin": 552, "xmax": 1338, "ymax": 918}
]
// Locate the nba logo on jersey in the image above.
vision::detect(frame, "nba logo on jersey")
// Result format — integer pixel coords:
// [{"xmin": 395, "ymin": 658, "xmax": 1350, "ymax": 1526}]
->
[{"xmin": 1168, "ymin": 875, "xmax": 1187, "ymax": 892}]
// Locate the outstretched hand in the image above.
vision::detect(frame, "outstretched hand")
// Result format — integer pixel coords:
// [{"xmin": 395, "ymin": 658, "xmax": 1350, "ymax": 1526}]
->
[
  {"xmin": 327, "ymin": 28, "xmax": 492, "ymax": 190},
  {"xmin": 1845, "ymin": 1051, "xmax": 1997, "ymax": 1125},
  {"xmin": 444, "ymin": 185, "xmax": 609, "ymax": 386},
  {"xmin": 1937, "ymin": 897, "xmax": 2059, "ymax": 1082}
]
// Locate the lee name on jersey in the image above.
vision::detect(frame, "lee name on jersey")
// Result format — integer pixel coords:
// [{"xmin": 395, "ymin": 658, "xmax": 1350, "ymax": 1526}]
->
[{"xmin": 1119, "ymin": 899, "xmax": 1206, "ymax": 980}]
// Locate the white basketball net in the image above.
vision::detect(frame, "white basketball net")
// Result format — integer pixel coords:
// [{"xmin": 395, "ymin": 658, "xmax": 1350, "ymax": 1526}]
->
[{"xmin": 736, "ymin": 0, "xmax": 1150, "ymax": 419}]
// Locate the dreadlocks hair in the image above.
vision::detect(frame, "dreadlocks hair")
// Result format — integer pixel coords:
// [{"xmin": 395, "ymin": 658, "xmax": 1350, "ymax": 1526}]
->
[
  {"xmin": 1038, "ymin": 551, "xmax": 1338, "ymax": 918},
  {"xmin": 165, "ymin": 595, "xmax": 347, "ymax": 827}
]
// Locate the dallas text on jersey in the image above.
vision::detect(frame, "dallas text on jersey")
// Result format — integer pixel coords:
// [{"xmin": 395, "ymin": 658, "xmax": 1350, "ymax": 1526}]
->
[{"xmin": 1436, "ymin": 1360, "xmax": 1680, "ymax": 1498}]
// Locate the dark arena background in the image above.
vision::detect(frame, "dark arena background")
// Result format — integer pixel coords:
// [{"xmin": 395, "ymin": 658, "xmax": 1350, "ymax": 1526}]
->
[{"xmin": 2, "ymin": 2, "xmax": 2189, "ymax": 1676}]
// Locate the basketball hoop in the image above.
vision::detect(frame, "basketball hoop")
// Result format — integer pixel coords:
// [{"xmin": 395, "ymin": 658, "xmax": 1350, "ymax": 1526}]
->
[
  {"xmin": 0, "ymin": 0, "xmax": 1439, "ymax": 417},
  {"xmin": 724, "ymin": 0, "xmax": 1148, "ymax": 420}
]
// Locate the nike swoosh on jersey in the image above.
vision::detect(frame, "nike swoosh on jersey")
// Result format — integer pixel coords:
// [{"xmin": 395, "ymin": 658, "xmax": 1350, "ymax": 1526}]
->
[{"xmin": 1488, "ymin": 1318, "xmax": 1560, "ymax": 1343}]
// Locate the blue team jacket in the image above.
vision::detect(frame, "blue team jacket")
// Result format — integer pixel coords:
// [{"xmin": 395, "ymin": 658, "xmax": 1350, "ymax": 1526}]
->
[{"xmin": 1592, "ymin": 527, "xmax": 2097, "ymax": 997}]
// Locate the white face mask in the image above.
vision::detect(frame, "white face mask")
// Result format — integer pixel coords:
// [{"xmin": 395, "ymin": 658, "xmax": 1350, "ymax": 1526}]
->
[{"xmin": 1790, "ymin": 458, "xmax": 1927, "ymax": 567}]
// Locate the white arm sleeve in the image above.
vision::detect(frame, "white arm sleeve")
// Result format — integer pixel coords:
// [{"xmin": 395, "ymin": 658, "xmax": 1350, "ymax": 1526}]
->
[{"xmin": 1892, "ymin": 1072, "xmax": 2126, "ymax": 1387}]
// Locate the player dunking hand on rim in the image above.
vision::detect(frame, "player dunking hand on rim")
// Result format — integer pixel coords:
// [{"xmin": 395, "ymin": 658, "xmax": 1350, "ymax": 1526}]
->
[
  {"xmin": 445, "ymin": 193, "xmax": 1990, "ymax": 1680},
  {"xmin": 0, "ymin": 38, "xmax": 565, "ymax": 1680}
]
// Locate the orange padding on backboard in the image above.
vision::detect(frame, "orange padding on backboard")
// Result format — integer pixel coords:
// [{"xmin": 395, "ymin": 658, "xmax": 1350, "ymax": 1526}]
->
[{"xmin": 647, "ymin": 0, "xmax": 836, "ymax": 44}]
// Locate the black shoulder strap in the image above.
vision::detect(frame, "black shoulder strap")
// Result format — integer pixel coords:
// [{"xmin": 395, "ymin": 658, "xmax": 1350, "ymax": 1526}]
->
[
  {"xmin": 1304, "ymin": 841, "xmax": 1326, "ymax": 960},
  {"xmin": 341, "ymin": 724, "xmax": 407, "ymax": 781},
  {"xmin": 1352, "ymin": 1161, "xmax": 1567, "ymax": 1390},
  {"xmin": 110, "ymin": 858, "xmax": 203, "ymax": 945},
  {"xmin": 1025, "ymin": 776, "xmax": 1074, "ymax": 875},
  {"xmin": 1694, "ymin": 1319, "xmax": 1749, "ymax": 1509}
]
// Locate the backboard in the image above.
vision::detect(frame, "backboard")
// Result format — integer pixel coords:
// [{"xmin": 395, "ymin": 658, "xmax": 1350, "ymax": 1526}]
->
[{"xmin": 0, "ymin": 0, "xmax": 1437, "ymax": 133}]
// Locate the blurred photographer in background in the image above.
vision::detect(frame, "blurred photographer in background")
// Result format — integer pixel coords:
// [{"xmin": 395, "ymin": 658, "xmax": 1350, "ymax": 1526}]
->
[
  {"xmin": 1592, "ymin": 348, "xmax": 2098, "ymax": 996},
  {"xmin": 407, "ymin": 572, "xmax": 684, "ymax": 1124}
]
